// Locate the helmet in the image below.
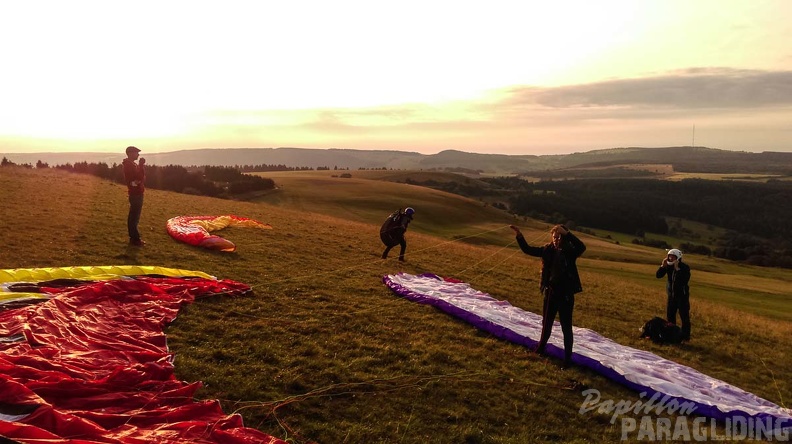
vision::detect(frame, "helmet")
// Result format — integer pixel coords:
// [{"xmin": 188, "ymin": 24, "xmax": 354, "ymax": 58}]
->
[
  {"xmin": 404, "ymin": 207, "xmax": 415, "ymax": 216},
  {"xmin": 667, "ymin": 248, "xmax": 683, "ymax": 260}
]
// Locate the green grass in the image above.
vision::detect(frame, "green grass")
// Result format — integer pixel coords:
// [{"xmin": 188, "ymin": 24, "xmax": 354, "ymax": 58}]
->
[
  {"xmin": 2, "ymin": 166, "xmax": 791, "ymax": 443},
  {"xmin": 251, "ymin": 170, "xmax": 528, "ymax": 242}
]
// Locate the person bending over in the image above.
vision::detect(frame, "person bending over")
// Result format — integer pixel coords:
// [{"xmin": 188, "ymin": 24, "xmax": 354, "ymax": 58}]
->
[{"xmin": 380, "ymin": 207, "xmax": 415, "ymax": 261}]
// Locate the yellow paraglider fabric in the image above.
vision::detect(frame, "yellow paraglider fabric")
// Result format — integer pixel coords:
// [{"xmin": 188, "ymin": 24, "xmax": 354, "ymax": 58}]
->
[
  {"xmin": 0, "ymin": 265, "xmax": 213, "ymax": 305},
  {"xmin": 0, "ymin": 265, "xmax": 212, "ymax": 284}
]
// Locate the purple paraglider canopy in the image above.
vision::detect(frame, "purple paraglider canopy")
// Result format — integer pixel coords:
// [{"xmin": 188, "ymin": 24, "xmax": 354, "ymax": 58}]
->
[{"xmin": 383, "ymin": 272, "xmax": 792, "ymax": 431}]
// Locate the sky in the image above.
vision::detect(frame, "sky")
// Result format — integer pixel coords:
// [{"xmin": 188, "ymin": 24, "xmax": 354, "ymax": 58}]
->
[{"xmin": 1, "ymin": 0, "xmax": 791, "ymax": 155}]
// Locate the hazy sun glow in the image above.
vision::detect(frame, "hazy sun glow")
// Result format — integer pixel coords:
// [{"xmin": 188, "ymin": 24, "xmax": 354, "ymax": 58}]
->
[{"xmin": 2, "ymin": 0, "xmax": 791, "ymax": 154}]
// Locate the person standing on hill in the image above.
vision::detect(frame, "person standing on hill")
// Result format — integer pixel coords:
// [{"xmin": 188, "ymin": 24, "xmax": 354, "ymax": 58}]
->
[
  {"xmin": 380, "ymin": 207, "xmax": 415, "ymax": 261},
  {"xmin": 122, "ymin": 146, "xmax": 146, "ymax": 246},
  {"xmin": 656, "ymin": 248, "xmax": 691, "ymax": 341},
  {"xmin": 510, "ymin": 224, "xmax": 586, "ymax": 369}
]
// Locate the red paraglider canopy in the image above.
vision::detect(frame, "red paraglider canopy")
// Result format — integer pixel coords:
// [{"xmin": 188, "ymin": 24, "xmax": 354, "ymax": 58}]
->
[
  {"xmin": 0, "ymin": 266, "xmax": 284, "ymax": 444},
  {"xmin": 166, "ymin": 215, "xmax": 272, "ymax": 252}
]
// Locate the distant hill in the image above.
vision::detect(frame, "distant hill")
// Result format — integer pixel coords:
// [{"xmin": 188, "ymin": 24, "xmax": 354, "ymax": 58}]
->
[
  {"xmin": 2, "ymin": 146, "xmax": 791, "ymax": 175},
  {"xmin": 556, "ymin": 146, "xmax": 792, "ymax": 174}
]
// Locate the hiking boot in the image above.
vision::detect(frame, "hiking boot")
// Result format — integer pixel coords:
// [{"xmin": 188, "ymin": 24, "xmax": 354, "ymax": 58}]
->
[{"xmin": 130, "ymin": 239, "xmax": 146, "ymax": 246}]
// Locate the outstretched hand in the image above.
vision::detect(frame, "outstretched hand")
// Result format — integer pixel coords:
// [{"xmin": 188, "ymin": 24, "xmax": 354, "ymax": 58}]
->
[{"xmin": 509, "ymin": 225, "xmax": 522, "ymax": 236}]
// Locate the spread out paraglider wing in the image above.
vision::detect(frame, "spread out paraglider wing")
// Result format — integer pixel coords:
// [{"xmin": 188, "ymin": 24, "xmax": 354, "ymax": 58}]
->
[
  {"xmin": 383, "ymin": 272, "xmax": 792, "ymax": 430},
  {"xmin": 0, "ymin": 265, "xmax": 285, "ymax": 443}
]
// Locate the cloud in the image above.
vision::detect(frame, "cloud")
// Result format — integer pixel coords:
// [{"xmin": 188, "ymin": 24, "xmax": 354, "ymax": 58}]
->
[
  {"xmin": 506, "ymin": 68, "xmax": 792, "ymax": 109},
  {"xmin": 25, "ymin": 67, "xmax": 778, "ymax": 155}
]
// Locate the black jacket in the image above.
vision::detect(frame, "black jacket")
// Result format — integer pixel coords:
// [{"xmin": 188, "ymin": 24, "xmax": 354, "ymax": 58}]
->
[
  {"xmin": 380, "ymin": 210, "xmax": 412, "ymax": 246},
  {"xmin": 656, "ymin": 261, "xmax": 691, "ymax": 300},
  {"xmin": 516, "ymin": 232, "xmax": 586, "ymax": 294}
]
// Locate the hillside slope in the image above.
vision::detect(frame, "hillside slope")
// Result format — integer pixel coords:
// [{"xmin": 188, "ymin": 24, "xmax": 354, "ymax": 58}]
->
[{"xmin": 1, "ymin": 167, "xmax": 790, "ymax": 443}]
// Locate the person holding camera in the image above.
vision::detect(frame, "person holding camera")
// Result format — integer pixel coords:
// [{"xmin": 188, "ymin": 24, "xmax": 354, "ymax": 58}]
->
[
  {"xmin": 122, "ymin": 146, "xmax": 146, "ymax": 246},
  {"xmin": 656, "ymin": 248, "xmax": 691, "ymax": 341}
]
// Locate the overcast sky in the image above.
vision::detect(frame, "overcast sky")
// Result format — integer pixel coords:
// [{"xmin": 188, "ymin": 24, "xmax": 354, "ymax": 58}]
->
[{"xmin": 2, "ymin": 0, "xmax": 791, "ymax": 155}]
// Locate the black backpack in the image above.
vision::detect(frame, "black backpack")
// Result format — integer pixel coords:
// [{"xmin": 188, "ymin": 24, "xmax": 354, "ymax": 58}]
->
[
  {"xmin": 388, "ymin": 209, "xmax": 403, "ymax": 224},
  {"xmin": 639, "ymin": 317, "xmax": 682, "ymax": 344}
]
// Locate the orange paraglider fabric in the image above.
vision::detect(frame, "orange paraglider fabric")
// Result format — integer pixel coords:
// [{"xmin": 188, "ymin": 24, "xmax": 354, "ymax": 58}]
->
[
  {"xmin": 166, "ymin": 215, "xmax": 272, "ymax": 252},
  {"xmin": 0, "ymin": 266, "xmax": 285, "ymax": 444}
]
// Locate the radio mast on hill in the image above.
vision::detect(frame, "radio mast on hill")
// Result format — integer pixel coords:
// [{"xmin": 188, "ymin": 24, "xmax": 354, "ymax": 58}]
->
[{"xmin": 692, "ymin": 124, "xmax": 696, "ymax": 148}]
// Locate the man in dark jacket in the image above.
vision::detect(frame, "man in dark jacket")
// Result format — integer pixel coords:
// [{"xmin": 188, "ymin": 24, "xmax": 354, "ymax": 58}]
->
[
  {"xmin": 122, "ymin": 146, "xmax": 146, "ymax": 246},
  {"xmin": 510, "ymin": 224, "xmax": 586, "ymax": 369},
  {"xmin": 380, "ymin": 207, "xmax": 414, "ymax": 261},
  {"xmin": 656, "ymin": 248, "xmax": 691, "ymax": 341}
]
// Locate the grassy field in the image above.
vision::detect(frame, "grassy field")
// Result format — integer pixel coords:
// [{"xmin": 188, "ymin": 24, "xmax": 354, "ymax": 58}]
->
[
  {"xmin": 1, "ymin": 167, "xmax": 791, "ymax": 443},
  {"xmin": 665, "ymin": 172, "xmax": 789, "ymax": 182},
  {"xmin": 586, "ymin": 217, "xmax": 726, "ymax": 256}
]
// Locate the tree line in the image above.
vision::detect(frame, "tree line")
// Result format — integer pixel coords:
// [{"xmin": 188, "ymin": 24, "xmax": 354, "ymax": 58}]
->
[
  {"xmin": 2, "ymin": 157, "xmax": 275, "ymax": 198},
  {"xmin": 408, "ymin": 175, "xmax": 792, "ymax": 268}
]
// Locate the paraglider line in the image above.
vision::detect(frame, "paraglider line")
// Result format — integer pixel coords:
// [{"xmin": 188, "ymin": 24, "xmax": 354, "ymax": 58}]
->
[
  {"xmin": 407, "ymin": 225, "xmax": 513, "ymax": 257},
  {"xmin": 454, "ymin": 240, "xmax": 517, "ymax": 275},
  {"xmin": 758, "ymin": 355, "xmax": 787, "ymax": 409},
  {"xmin": 452, "ymin": 229, "xmax": 548, "ymax": 282},
  {"xmin": 465, "ymin": 247, "xmax": 523, "ymax": 283},
  {"xmin": 226, "ymin": 370, "xmax": 576, "ymax": 415}
]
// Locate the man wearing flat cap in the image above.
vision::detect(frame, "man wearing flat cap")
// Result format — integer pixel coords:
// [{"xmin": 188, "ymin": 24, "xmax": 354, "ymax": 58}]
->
[
  {"xmin": 122, "ymin": 146, "xmax": 146, "ymax": 246},
  {"xmin": 656, "ymin": 248, "xmax": 691, "ymax": 341}
]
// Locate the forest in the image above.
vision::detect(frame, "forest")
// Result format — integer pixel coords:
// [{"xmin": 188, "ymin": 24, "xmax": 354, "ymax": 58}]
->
[
  {"xmin": 410, "ymin": 176, "xmax": 792, "ymax": 268},
  {"xmin": 1, "ymin": 158, "xmax": 276, "ymax": 198}
]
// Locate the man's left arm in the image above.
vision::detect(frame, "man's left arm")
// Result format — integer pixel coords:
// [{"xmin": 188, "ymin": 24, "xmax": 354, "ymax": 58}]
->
[{"xmin": 565, "ymin": 231, "xmax": 586, "ymax": 258}]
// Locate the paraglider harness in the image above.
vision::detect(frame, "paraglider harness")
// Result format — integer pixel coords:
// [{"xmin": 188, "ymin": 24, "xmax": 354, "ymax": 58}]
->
[
  {"xmin": 388, "ymin": 209, "xmax": 407, "ymax": 224},
  {"xmin": 380, "ymin": 209, "xmax": 412, "ymax": 246},
  {"xmin": 639, "ymin": 317, "xmax": 683, "ymax": 344}
]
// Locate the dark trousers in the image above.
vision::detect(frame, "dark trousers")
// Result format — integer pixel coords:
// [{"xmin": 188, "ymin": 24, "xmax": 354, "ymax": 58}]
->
[
  {"xmin": 128, "ymin": 194, "xmax": 144, "ymax": 241},
  {"xmin": 667, "ymin": 294, "xmax": 691, "ymax": 340},
  {"xmin": 537, "ymin": 288, "xmax": 575, "ymax": 363},
  {"xmin": 381, "ymin": 235, "xmax": 406, "ymax": 260}
]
